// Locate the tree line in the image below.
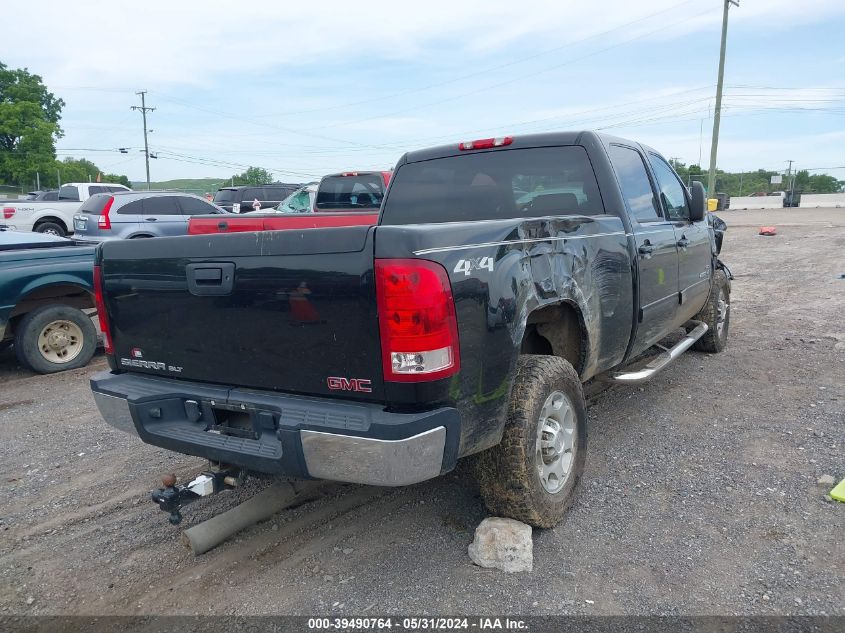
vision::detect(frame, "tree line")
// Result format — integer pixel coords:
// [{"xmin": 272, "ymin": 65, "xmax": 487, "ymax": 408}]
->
[{"xmin": 669, "ymin": 163, "xmax": 843, "ymax": 197}]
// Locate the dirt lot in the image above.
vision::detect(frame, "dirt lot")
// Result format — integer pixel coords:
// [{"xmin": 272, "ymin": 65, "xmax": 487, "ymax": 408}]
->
[{"xmin": 0, "ymin": 208, "xmax": 843, "ymax": 616}]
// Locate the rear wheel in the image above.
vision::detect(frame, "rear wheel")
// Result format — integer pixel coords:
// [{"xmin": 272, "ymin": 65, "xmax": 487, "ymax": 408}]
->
[
  {"xmin": 14, "ymin": 305, "xmax": 97, "ymax": 374},
  {"xmin": 693, "ymin": 269, "xmax": 730, "ymax": 353},
  {"xmin": 474, "ymin": 355, "xmax": 587, "ymax": 528},
  {"xmin": 34, "ymin": 221, "xmax": 66, "ymax": 237}
]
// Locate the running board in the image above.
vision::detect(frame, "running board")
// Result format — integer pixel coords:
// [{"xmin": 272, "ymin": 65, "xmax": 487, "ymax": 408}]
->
[{"xmin": 602, "ymin": 321, "xmax": 709, "ymax": 384}]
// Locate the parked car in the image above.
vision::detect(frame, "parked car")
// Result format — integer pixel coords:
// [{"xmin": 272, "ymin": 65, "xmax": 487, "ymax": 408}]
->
[
  {"xmin": 245, "ymin": 183, "xmax": 319, "ymax": 214},
  {"xmin": 1, "ymin": 182, "xmax": 132, "ymax": 237},
  {"xmin": 72, "ymin": 191, "xmax": 226, "ymax": 241},
  {"xmin": 0, "ymin": 227, "xmax": 98, "ymax": 373},
  {"xmin": 91, "ymin": 131, "xmax": 731, "ymax": 529},
  {"xmin": 212, "ymin": 183, "xmax": 301, "ymax": 213},
  {"xmin": 24, "ymin": 190, "xmax": 60, "ymax": 201}
]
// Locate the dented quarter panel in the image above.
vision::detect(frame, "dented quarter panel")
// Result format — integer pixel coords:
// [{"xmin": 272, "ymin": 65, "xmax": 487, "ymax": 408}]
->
[{"xmin": 374, "ymin": 213, "xmax": 632, "ymax": 456}]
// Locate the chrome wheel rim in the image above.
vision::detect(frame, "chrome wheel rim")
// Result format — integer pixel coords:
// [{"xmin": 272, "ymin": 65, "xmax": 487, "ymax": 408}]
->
[
  {"xmin": 716, "ymin": 288, "xmax": 729, "ymax": 337},
  {"xmin": 42, "ymin": 228, "xmax": 60, "ymax": 236},
  {"xmin": 37, "ymin": 320, "xmax": 84, "ymax": 364},
  {"xmin": 536, "ymin": 390, "xmax": 576, "ymax": 494}
]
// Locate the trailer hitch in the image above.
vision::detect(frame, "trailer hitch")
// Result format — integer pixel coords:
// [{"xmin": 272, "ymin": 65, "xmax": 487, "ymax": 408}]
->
[{"xmin": 151, "ymin": 469, "xmax": 243, "ymax": 525}]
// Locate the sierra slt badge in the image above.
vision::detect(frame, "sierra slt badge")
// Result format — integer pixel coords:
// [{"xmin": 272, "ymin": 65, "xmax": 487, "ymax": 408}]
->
[{"xmin": 120, "ymin": 348, "xmax": 182, "ymax": 373}]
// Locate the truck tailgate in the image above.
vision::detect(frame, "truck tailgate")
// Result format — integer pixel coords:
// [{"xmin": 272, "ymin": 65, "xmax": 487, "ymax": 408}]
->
[{"xmin": 98, "ymin": 226, "xmax": 385, "ymax": 401}]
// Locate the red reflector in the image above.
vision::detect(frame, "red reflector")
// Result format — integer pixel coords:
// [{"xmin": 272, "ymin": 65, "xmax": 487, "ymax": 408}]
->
[
  {"xmin": 97, "ymin": 196, "xmax": 115, "ymax": 229},
  {"xmin": 375, "ymin": 259, "xmax": 460, "ymax": 382},
  {"xmin": 3, "ymin": 207, "xmax": 14, "ymax": 219},
  {"xmin": 93, "ymin": 265, "xmax": 113, "ymax": 355},
  {"xmin": 459, "ymin": 136, "xmax": 513, "ymax": 151}
]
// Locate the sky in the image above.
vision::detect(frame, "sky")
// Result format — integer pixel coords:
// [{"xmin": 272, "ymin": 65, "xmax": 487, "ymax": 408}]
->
[{"xmin": 3, "ymin": 0, "xmax": 845, "ymax": 185}]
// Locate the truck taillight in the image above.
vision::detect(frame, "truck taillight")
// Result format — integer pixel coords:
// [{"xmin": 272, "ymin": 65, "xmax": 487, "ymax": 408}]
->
[
  {"xmin": 375, "ymin": 259, "xmax": 460, "ymax": 382},
  {"xmin": 3, "ymin": 207, "xmax": 14, "ymax": 219},
  {"xmin": 97, "ymin": 197, "xmax": 115, "ymax": 229},
  {"xmin": 93, "ymin": 265, "xmax": 113, "ymax": 355}
]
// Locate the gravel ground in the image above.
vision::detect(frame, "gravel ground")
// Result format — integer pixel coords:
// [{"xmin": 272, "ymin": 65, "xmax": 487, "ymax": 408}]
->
[{"xmin": 0, "ymin": 207, "xmax": 842, "ymax": 616}]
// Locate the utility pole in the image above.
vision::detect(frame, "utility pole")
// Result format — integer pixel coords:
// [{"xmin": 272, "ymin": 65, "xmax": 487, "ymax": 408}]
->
[
  {"xmin": 131, "ymin": 90, "xmax": 156, "ymax": 190},
  {"xmin": 707, "ymin": 0, "xmax": 739, "ymax": 196},
  {"xmin": 787, "ymin": 160, "xmax": 796, "ymax": 206}
]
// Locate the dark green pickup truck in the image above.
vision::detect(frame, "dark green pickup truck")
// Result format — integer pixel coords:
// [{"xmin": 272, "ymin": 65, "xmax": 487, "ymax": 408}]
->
[{"xmin": 0, "ymin": 227, "xmax": 98, "ymax": 373}]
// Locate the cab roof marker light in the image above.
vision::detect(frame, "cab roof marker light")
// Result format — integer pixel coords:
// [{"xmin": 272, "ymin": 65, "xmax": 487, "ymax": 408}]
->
[{"xmin": 458, "ymin": 136, "xmax": 513, "ymax": 151}]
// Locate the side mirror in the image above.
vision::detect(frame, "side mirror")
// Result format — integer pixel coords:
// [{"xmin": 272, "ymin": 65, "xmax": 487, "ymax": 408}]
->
[{"xmin": 689, "ymin": 181, "xmax": 706, "ymax": 222}]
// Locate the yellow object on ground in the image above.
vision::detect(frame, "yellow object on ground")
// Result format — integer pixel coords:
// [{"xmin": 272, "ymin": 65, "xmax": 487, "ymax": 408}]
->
[
  {"xmin": 830, "ymin": 478, "xmax": 845, "ymax": 502},
  {"xmin": 707, "ymin": 198, "xmax": 718, "ymax": 212}
]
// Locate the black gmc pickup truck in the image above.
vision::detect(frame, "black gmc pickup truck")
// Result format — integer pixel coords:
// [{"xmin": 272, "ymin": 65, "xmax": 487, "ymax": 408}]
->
[{"xmin": 90, "ymin": 131, "xmax": 730, "ymax": 527}]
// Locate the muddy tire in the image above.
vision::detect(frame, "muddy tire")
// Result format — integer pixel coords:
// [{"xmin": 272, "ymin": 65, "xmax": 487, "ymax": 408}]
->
[
  {"xmin": 693, "ymin": 269, "xmax": 730, "ymax": 353},
  {"xmin": 14, "ymin": 305, "xmax": 97, "ymax": 374},
  {"xmin": 474, "ymin": 355, "xmax": 587, "ymax": 528}
]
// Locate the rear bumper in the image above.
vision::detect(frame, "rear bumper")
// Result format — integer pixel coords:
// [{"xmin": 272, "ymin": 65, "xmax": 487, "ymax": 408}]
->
[{"xmin": 90, "ymin": 371, "xmax": 460, "ymax": 486}]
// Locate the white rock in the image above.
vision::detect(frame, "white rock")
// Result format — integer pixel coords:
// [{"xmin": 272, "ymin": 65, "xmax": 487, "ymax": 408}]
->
[
  {"xmin": 467, "ymin": 517, "xmax": 533, "ymax": 572},
  {"xmin": 817, "ymin": 474, "xmax": 835, "ymax": 486}
]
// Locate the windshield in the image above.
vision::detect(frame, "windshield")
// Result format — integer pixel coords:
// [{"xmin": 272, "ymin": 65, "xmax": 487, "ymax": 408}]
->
[
  {"xmin": 213, "ymin": 189, "xmax": 236, "ymax": 203},
  {"xmin": 315, "ymin": 175, "xmax": 384, "ymax": 210}
]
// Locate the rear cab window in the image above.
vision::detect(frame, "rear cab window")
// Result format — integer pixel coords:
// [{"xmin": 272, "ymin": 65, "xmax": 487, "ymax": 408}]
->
[
  {"xmin": 316, "ymin": 175, "xmax": 384, "ymax": 210},
  {"xmin": 58, "ymin": 185, "xmax": 80, "ymax": 201},
  {"xmin": 381, "ymin": 146, "xmax": 604, "ymax": 225}
]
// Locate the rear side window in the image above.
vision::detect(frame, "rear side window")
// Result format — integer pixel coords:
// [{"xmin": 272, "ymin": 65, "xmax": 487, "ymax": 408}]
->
[
  {"xmin": 87, "ymin": 186, "xmax": 108, "ymax": 196},
  {"xmin": 142, "ymin": 196, "xmax": 181, "ymax": 216},
  {"xmin": 106, "ymin": 185, "xmax": 128, "ymax": 193},
  {"xmin": 59, "ymin": 185, "xmax": 80, "ymax": 201},
  {"xmin": 179, "ymin": 196, "xmax": 220, "ymax": 215},
  {"xmin": 78, "ymin": 194, "xmax": 113, "ymax": 215},
  {"xmin": 608, "ymin": 145, "xmax": 661, "ymax": 223},
  {"xmin": 316, "ymin": 175, "xmax": 384, "ymax": 210},
  {"xmin": 43, "ymin": 191, "xmax": 58, "ymax": 201},
  {"xmin": 241, "ymin": 187, "xmax": 265, "ymax": 200},
  {"xmin": 116, "ymin": 199, "xmax": 144, "ymax": 215},
  {"xmin": 381, "ymin": 146, "xmax": 603, "ymax": 225}
]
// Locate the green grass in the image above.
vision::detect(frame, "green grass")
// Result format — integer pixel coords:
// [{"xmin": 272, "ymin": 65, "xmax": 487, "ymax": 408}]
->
[{"xmin": 131, "ymin": 178, "xmax": 229, "ymax": 193}]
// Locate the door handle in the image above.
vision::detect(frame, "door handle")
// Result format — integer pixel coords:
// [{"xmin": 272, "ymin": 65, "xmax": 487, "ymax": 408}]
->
[
  {"xmin": 145, "ymin": 217, "xmax": 158, "ymax": 221},
  {"xmin": 677, "ymin": 237, "xmax": 690, "ymax": 248},
  {"xmin": 638, "ymin": 243, "xmax": 654, "ymax": 256}
]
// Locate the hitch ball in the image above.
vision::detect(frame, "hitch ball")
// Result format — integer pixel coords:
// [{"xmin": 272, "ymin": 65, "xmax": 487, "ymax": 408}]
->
[{"xmin": 162, "ymin": 473, "xmax": 177, "ymax": 488}]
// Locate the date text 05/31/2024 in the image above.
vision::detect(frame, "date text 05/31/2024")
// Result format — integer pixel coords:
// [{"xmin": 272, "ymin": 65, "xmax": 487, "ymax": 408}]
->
[{"xmin": 307, "ymin": 618, "xmax": 528, "ymax": 630}]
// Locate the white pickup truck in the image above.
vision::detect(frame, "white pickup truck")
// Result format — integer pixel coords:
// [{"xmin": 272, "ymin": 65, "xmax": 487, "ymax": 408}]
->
[{"xmin": 1, "ymin": 182, "xmax": 131, "ymax": 237}]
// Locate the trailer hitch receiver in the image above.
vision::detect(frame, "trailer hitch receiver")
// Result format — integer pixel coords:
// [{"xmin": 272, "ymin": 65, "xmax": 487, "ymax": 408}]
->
[{"xmin": 151, "ymin": 469, "xmax": 241, "ymax": 525}]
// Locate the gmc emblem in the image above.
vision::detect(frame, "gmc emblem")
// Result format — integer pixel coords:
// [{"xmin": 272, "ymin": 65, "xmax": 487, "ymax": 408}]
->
[{"xmin": 327, "ymin": 377, "xmax": 373, "ymax": 393}]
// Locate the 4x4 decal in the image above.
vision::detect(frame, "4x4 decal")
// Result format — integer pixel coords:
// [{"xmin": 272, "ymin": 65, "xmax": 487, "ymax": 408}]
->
[{"xmin": 454, "ymin": 256, "xmax": 494, "ymax": 276}]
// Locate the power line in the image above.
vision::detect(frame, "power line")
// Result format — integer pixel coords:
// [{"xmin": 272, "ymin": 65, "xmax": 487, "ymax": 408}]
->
[{"xmin": 247, "ymin": 0, "xmax": 700, "ymax": 120}]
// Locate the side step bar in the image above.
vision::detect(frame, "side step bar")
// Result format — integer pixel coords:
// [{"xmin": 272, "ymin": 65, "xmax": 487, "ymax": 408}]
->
[{"xmin": 603, "ymin": 321, "xmax": 709, "ymax": 384}]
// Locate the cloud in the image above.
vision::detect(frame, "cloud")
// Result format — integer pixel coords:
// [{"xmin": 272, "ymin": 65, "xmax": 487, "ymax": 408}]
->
[{"xmin": 6, "ymin": 0, "xmax": 845, "ymax": 90}]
